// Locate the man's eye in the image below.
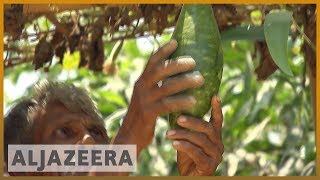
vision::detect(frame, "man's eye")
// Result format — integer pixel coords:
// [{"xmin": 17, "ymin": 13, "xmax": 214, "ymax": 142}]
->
[
  {"xmin": 56, "ymin": 127, "xmax": 72, "ymax": 139},
  {"xmin": 89, "ymin": 128, "xmax": 103, "ymax": 137}
]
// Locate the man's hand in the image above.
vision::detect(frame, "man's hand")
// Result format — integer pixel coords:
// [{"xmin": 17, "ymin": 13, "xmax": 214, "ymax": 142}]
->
[
  {"xmin": 112, "ymin": 40, "xmax": 204, "ymax": 154},
  {"xmin": 166, "ymin": 96, "xmax": 224, "ymax": 176}
]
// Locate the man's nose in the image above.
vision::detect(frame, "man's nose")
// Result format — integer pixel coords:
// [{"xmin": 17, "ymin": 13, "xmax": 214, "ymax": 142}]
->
[{"xmin": 78, "ymin": 131, "xmax": 96, "ymax": 145}]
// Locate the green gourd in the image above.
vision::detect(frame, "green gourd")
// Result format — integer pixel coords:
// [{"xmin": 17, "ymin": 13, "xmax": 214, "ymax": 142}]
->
[{"xmin": 168, "ymin": 4, "xmax": 223, "ymax": 129}]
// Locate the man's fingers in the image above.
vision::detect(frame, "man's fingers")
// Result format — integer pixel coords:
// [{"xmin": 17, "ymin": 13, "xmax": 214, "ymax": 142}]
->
[
  {"xmin": 210, "ymin": 96, "xmax": 223, "ymax": 138},
  {"xmin": 176, "ymin": 115, "xmax": 223, "ymax": 153},
  {"xmin": 176, "ymin": 116, "xmax": 214, "ymax": 139},
  {"xmin": 172, "ymin": 140, "xmax": 218, "ymax": 172},
  {"xmin": 166, "ymin": 129, "xmax": 221, "ymax": 156},
  {"xmin": 145, "ymin": 40, "xmax": 178, "ymax": 72},
  {"xmin": 145, "ymin": 57, "xmax": 196, "ymax": 88},
  {"xmin": 146, "ymin": 71, "xmax": 204, "ymax": 103},
  {"xmin": 149, "ymin": 95, "xmax": 196, "ymax": 116}
]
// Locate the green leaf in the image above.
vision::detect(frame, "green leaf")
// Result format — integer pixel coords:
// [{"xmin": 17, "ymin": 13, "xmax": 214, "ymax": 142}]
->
[
  {"xmin": 123, "ymin": 40, "xmax": 142, "ymax": 59},
  {"xmin": 250, "ymin": 10, "xmax": 263, "ymax": 25},
  {"xmin": 264, "ymin": 11, "xmax": 293, "ymax": 76},
  {"xmin": 38, "ymin": 16, "xmax": 52, "ymax": 32},
  {"xmin": 62, "ymin": 51, "xmax": 80, "ymax": 70},
  {"xmin": 221, "ymin": 25, "xmax": 265, "ymax": 42},
  {"xmin": 98, "ymin": 90, "xmax": 127, "ymax": 107}
]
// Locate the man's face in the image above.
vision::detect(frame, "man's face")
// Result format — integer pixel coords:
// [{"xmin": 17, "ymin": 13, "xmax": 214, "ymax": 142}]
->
[{"xmin": 32, "ymin": 101, "xmax": 108, "ymax": 144}]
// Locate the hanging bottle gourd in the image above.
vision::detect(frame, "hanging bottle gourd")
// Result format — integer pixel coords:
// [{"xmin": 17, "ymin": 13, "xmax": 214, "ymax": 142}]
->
[{"xmin": 168, "ymin": 4, "xmax": 224, "ymax": 129}]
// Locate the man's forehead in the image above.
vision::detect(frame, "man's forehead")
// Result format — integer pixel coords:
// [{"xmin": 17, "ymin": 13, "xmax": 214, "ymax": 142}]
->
[{"xmin": 39, "ymin": 100, "xmax": 104, "ymax": 126}]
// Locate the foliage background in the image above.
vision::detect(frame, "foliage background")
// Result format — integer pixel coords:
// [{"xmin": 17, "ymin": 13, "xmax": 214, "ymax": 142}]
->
[{"xmin": 3, "ymin": 4, "xmax": 316, "ymax": 176}]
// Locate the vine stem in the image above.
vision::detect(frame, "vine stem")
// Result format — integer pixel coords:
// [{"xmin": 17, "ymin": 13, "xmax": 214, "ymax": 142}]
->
[{"xmin": 292, "ymin": 18, "xmax": 316, "ymax": 52}]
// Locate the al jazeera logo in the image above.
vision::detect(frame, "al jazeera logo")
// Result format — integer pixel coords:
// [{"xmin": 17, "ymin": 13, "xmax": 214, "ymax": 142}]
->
[{"xmin": 8, "ymin": 145, "xmax": 136, "ymax": 172}]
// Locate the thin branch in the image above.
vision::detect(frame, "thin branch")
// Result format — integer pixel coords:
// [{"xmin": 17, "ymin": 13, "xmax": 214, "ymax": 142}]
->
[
  {"xmin": 292, "ymin": 18, "xmax": 316, "ymax": 52},
  {"xmin": 22, "ymin": 4, "xmax": 97, "ymax": 15},
  {"xmin": 4, "ymin": 51, "xmax": 10, "ymax": 61},
  {"xmin": 45, "ymin": 13, "xmax": 68, "ymax": 35},
  {"xmin": 5, "ymin": 57, "xmax": 34, "ymax": 68},
  {"xmin": 109, "ymin": 33, "xmax": 150, "ymax": 43},
  {"xmin": 132, "ymin": 18, "xmax": 140, "ymax": 35},
  {"xmin": 4, "ymin": 46, "xmax": 34, "ymax": 54},
  {"xmin": 301, "ymin": 59, "xmax": 306, "ymax": 88},
  {"xmin": 22, "ymin": 30, "xmax": 56, "ymax": 38}
]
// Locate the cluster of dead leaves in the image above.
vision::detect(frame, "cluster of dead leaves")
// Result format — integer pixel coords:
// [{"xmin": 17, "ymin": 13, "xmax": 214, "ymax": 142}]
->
[{"xmin": 4, "ymin": 4, "xmax": 316, "ymax": 81}]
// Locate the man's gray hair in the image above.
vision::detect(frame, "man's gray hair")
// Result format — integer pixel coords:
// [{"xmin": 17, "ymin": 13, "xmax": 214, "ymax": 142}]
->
[{"xmin": 31, "ymin": 79, "xmax": 103, "ymax": 122}]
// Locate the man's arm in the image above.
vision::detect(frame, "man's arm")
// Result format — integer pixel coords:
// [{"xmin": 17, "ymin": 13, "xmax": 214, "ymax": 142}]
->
[
  {"xmin": 111, "ymin": 40, "xmax": 224, "ymax": 176},
  {"xmin": 112, "ymin": 39, "xmax": 203, "ymax": 154}
]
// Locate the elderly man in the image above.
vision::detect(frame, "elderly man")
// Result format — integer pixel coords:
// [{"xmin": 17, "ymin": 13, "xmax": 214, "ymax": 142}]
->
[{"xmin": 4, "ymin": 40, "xmax": 224, "ymax": 176}]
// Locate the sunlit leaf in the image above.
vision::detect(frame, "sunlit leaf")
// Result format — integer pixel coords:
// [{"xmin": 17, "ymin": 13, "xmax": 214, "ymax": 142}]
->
[
  {"xmin": 62, "ymin": 51, "xmax": 80, "ymax": 71},
  {"xmin": 98, "ymin": 90, "xmax": 127, "ymax": 107},
  {"xmin": 264, "ymin": 11, "xmax": 293, "ymax": 76},
  {"xmin": 250, "ymin": 10, "xmax": 263, "ymax": 25},
  {"xmin": 38, "ymin": 16, "xmax": 52, "ymax": 32}
]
